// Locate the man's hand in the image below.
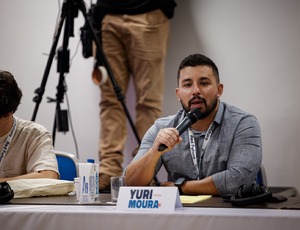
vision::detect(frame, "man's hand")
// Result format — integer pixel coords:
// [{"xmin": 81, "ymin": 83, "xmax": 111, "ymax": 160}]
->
[
  {"xmin": 154, "ymin": 128, "xmax": 182, "ymax": 152},
  {"xmin": 160, "ymin": 181, "xmax": 175, "ymax": 186}
]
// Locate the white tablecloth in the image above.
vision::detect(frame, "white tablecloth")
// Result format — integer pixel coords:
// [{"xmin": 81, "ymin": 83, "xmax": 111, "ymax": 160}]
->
[{"xmin": 1, "ymin": 204, "xmax": 300, "ymax": 230}]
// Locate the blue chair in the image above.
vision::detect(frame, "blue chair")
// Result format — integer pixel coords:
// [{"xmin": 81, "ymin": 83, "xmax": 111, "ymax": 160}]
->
[
  {"xmin": 55, "ymin": 151, "xmax": 79, "ymax": 181},
  {"xmin": 255, "ymin": 165, "xmax": 268, "ymax": 186}
]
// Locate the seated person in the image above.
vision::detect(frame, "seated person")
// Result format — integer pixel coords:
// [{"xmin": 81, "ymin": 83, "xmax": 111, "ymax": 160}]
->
[
  {"xmin": 0, "ymin": 71, "xmax": 59, "ymax": 182},
  {"xmin": 125, "ymin": 53, "xmax": 262, "ymax": 197}
]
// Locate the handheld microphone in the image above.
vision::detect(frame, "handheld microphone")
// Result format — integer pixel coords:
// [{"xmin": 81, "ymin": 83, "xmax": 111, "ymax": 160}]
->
[{"xmin": 158, "ymin": 108, "xmax": 202, "ymax": 151}]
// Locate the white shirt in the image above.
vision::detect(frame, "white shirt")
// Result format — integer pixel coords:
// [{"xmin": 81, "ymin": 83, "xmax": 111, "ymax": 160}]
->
[{"xmin": 0, "ymin": 117, "xmax": 59, "ymax": 178}]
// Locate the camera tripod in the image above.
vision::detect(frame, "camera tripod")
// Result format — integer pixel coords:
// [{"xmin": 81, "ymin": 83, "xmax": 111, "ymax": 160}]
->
[{"xmin": 31, "ymin": 0, "xmax": 141, "ymax": 146}]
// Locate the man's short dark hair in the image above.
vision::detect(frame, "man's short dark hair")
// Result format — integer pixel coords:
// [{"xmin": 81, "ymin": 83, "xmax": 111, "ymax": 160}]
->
[
  {"xmin": 177, "ymin": 54, "xmax": 220, "ymax": 85},
  {"xmin": 0, "ymin": 71, "xmax": 23, "ymax": 118}
]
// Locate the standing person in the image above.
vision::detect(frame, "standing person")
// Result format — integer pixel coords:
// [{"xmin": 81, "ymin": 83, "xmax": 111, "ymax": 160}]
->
[
  {"xmin": 0, "ymin": 71, "xmax": 59, "ymax": 182},
  {"xmin": 93, "ymin": 0, "xmax": 177, "ymax": 191},
  {"xmin": 125, "ymin": 54, "xmax": 262, "ymax": 197}
]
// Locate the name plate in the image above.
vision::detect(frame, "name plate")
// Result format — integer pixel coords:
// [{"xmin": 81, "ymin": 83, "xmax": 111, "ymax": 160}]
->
[{"xmin": 116, "ymin": 186, "xmax": 182, "ymax": 212}]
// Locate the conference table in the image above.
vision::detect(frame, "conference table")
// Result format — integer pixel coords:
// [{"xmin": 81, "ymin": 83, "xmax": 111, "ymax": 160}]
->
[{"xmin": 1, "ymin": 187, "xmax": 300, "ymax": 230}]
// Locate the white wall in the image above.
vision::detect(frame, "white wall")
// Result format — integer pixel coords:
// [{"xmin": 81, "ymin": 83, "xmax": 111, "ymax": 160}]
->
[{"xmin": 0, "ymin": 0, "xmax": 299, "ymax": 192}]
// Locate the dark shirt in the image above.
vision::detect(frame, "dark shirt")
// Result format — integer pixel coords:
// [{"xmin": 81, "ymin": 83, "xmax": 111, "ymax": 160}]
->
[{"xmin": 96, "ymin": 0, "xmax": 177, "ymax": 18}]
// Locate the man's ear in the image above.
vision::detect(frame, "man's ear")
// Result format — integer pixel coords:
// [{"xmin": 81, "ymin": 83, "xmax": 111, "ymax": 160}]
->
[
  {"xmin": 175, "ymin": 88, "xmax": 181, "ymax": 101},
  {"xmin": 217, "ymin": 83, "xmax": 224, "ymax": 98}
]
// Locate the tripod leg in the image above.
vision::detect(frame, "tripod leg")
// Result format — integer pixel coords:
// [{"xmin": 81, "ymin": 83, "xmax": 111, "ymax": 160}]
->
[
  {"xmin": 32, "ymin": 0, "xmax": 75, "ymax": 147},
  {"xmin": 31, "ymin": 2, "xmax": 69, "ymax": 122}
]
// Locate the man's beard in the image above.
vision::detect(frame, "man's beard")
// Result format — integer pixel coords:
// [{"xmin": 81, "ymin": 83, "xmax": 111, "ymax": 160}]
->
[{"xmin": 181, "ymin": 95, "xmax": 219, "ymax": 120}]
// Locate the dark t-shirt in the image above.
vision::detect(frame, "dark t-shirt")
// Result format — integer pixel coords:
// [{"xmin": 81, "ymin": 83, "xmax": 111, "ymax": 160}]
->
[{"xmin": 96, "ymin": 0, "xmax": 177, "ymax": 18}]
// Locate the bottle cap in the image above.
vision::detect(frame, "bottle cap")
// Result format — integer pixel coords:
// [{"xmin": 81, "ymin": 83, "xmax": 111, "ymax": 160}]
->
[{"xmin": 87, "ymin": 159, "xmax": 95, "ymax": 163}]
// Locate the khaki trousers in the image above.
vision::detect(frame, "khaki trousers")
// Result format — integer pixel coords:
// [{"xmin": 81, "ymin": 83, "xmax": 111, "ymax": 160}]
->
[{"xmin": 99, "ymin": 9, "xmax": 170, "ymax": 176}]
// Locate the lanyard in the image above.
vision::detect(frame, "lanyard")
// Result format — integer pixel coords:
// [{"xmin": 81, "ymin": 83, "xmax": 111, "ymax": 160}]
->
[
  {"xmin": 0, "ymin": 117, "xmax": 17, "ymax": 164},
  {"xmin": 188, "ymin": 122, "xmax": 215, "ymax": 179}
]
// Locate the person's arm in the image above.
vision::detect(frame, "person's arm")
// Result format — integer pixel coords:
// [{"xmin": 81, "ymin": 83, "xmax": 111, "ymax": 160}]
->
[
  {"xmin": 0, "ymin": 170, "xmax": 59, "ymax": 182},
  {"xmin": 125, "ymin": 127, "xmax": 181, "ymax": 186},
  {"xmin": 8, "ymin": 120, "xmax": 60, "ymax": 182},
  {"xmin": 125, "ymin": 147, "xmax": 162, "ymax": 186},
  {"xmin": 212, "ymin": 115, "xmax": 262, "ymax": 196},
  {"xmin": 160, "ymin": 176, "xmax": 219, "ymax": 195},
  {"xmin": 25, "ymin": 124, "xmax": 60, "ymax": 179}
]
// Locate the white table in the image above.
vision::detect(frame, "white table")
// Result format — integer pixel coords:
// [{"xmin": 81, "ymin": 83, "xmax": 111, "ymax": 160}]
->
[{"xmin": 1, "ymin": 204, "xmax": 300, "ymax": 230}]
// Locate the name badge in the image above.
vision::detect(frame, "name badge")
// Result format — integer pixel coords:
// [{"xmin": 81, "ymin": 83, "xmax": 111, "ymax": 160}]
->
[{"xmin": 116, "ymin": 186, "xmax": 182, "ymax": 212}]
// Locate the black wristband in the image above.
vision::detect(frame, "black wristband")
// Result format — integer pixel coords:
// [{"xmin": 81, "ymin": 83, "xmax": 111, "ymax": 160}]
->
[
  {"xmin": 177, "ymin": 185, "xmax": 184, "ymax": 195},
  {"xmin": 174, "ymin": 178, "xmax": 186, "ymax": 195}
]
